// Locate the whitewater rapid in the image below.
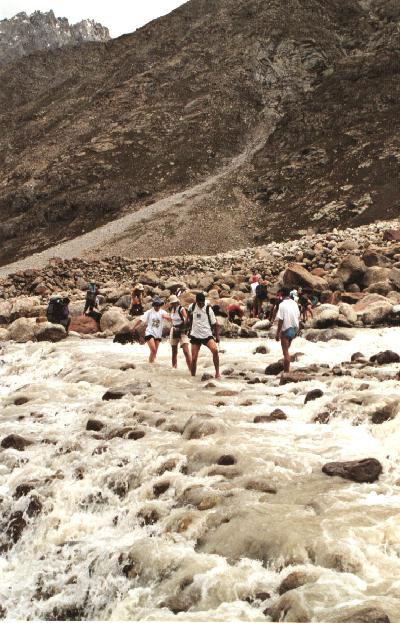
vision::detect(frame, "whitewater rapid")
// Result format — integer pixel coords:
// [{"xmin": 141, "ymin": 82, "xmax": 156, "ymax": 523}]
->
[{"xmin": 0, "ymin": 329, "xmax": 399, "ymax": 621}]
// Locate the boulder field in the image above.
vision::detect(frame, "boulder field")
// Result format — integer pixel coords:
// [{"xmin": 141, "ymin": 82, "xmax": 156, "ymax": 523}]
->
[{"xmin": 0, "ymin": 220, "xmax": 399, "ymax": 343}]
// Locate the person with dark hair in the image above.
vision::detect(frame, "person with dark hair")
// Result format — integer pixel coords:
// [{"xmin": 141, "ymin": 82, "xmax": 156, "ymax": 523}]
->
[
  {"xmin": 299, "ymin": 288, "xmax": 314, "ymax": 322},
  {"xmin": 275, "ymin": 287, "xmax": 300, "ymax": 372},
  {"xmin": 132, "ymin": 297, "xmax": 170, "ymax": 363},
  {"xmin": 254, "ymin": 277, "xmax": 268, "ymax": 318},
  {"xmin": 227, "ymin": 303, "xmax": 245, "ymax": 326},
  {"xmin": 84, "ymin": 283, "xmax": 99, "ymax": 315},
  {"xmin": 188, "ymin": 292, "xmax": 220, "ymax": 379},
  {"xmin": 129, "ymin": 283, "xmax": 145, "ymax": 317}
]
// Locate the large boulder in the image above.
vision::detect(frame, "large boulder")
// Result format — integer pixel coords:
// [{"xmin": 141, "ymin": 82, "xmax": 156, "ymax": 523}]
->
[
  {"xmin": 383, "ymin": 229, "xmax": 400, "ymax": 242},
  {"xmin": 0, "ymin": 327, "xmax": 9, "ymax": 340},
  {"xmin": 322, "ymin": 458, "xmax": 382, "ymax": 483},
  {"xmin": 7, "ymin": 318, "xmax": 36, "ymax": 343},
  {"xmin": 336, "ymin": 255, "xmax": 366, "ymax": 286},
  {"xmin": 338, "ymin": 302, "xmax": 357, "ymax": 324},
  {"xmin": 283, "ymin": 263, "xmax": 327, "ymax": 291},
  {"xmin": 354, "ymin": 294, "xmax": 393, "ymax": 325},
  {"xmin": 333, "ymin": 606, "xmax": 391, "ymax": 623},
  {"xmin": 389, "ymin": 267, "xmax": 400, "ymax": 290},
  {"xmin": 362, "ymin": 249, "xmax": 391, "ymax": 267},
  {"xmin": 70, "ymin": 315, "xmax": 99, "ymax": 335},
  {"xmin": 100, "ymin": 308, "xmax": 132, "ymax": 334},
  {"xmin": 362, "ymin": 267, "xmax": 391, "ymax": 287},
  {"xmin": 0, "ymin": 300, "xmax": 13, "ymax": 324},
  {"xmin": 313, "ymin": 304, "xmax": 339, "ymax": 328},
  {"xmin": 34, "ymin": 323, "xmax": 66, "ymax": 342}
]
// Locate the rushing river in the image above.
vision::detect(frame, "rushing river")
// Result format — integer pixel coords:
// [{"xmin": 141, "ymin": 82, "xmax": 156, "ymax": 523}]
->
[{"xmin": 0, "ymin": 329, "xmax": 399, "ymax": 621}]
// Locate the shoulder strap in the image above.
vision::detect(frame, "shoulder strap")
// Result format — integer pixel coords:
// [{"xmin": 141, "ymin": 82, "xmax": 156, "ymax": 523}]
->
[
  {"xmin": 205, "ymin": 304, "xmax": 213, "ymax": 332},
  {"xmin": 178, "ymin": 305, "xmax": 185, "ymax": 322}
]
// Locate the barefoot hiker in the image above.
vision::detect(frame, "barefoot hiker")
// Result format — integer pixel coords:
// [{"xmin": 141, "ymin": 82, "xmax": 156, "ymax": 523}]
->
[
  {"xmin": 169, "ymin": 295, "xmax": 192, "ymax": 371},
  {"xmin": 275, "ymin": 287, "xmax": 300, "ymax": 373},
  {"xmin": 188, "ymin": 292, "xmax": 221, "ymax": 379},
  {"xmin": 133, "ymin": 297, "xmax": 170, "ymax": 363}
]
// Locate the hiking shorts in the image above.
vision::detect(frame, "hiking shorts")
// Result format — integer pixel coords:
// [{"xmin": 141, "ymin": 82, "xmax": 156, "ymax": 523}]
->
[
  {"xmin": 145, "ymin": 335, "xmax": 161, "ymax": 343},
  {"xmin": 170, "ymin": 327, "xmax": 189, "ymax": 347},
  {"xmin": 282, "ymin": 327, "xmax": 297, "ymax": 342},
  {"xmin": 190, "ymin": 336, "xmax": 214, "ymax": 346}
]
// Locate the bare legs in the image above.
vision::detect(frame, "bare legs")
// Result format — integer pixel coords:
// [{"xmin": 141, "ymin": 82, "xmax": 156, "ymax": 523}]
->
[
  {"xmin": 172, "ymin": 344, "xmax": 192, "ymax": 371},
  {"xmin": 280, "ymin": 335, "xmax": 291, "ymax": 373},
  {"xmin": 191, "ymin": 340, "xmax": 220, "ymax": 379},
  {"xmin": 146, "ymin": 338, "xmax": 160, "ymax": 363}
]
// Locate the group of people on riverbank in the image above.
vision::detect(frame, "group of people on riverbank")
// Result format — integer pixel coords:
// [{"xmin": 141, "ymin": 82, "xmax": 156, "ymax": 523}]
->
[{"xmin": 46, "ymin": 272, "xmax": 313, "ymax": 377}]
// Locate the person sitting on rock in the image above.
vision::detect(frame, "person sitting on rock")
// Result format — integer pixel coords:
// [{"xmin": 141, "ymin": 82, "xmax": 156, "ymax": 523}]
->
[
  {"xmin": 129, "ymin": 283, "xmax": 145, "ymax": 317},
  {"xmin": 169, "ymin": 295, "xmax": 191, "ymax": 371},
  {"xmin": 188, "ymin": 292, "xmax": 220, "ymax": 379},
  {"xmin": 132, "ymin": 296, "xmax": 170, "ymax": 363},
  {"xmin": 275, "ymin": 287, "xmax": 300, "ymax": 373},
  {"xmin": 227, "ymin": 303, "xmax": 245, "ymax": 326},
  {"xmin": 47, "ymin": 296, "xmax": 71, "ymax": 334}
]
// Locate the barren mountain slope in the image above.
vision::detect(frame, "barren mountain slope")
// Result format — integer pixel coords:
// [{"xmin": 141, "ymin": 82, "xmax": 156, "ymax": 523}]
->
[{"xmin": 0, "ymin": 0, "xmax": 399, "ymax": 264}]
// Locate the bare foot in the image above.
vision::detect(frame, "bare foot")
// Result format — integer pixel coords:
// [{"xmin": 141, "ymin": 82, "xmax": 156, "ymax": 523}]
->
[{"xmin": 215, "ymin": 373, "xmax": 221, "ymax": 380}]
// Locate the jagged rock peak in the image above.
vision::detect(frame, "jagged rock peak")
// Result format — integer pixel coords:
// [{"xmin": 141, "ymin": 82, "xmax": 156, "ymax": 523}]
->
[{"xmin": 0, "ymin": 9, "xmax": 110, "ymax": 65}]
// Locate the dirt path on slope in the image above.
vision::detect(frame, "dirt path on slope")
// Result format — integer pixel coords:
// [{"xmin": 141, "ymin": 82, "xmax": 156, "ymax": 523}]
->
[{"xmin": 0, "ymin": 126, "xmax": 269, "ymax": 277}]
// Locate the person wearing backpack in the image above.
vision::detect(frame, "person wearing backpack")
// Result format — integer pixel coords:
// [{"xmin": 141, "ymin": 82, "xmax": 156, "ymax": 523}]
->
[
  {"xmin": 169, "ymin": 295, "xmax": 191, "ymax": 371},
  {"xmin": 47, "ymin": 296, "xmax": 71, "ymax": 334},
  {"xmin": 188, "ymin": 292, "xmax": 220, "ymax": 379},
  {"xmin": 84, "ymin": 283, "xmax": 99, "ymax": 315}
]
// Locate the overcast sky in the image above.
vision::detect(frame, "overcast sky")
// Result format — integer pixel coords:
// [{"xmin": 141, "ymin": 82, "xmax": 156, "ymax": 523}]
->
[{"xmin": 0, "ymin": 0, "xmax": 187, "ymax": 37}]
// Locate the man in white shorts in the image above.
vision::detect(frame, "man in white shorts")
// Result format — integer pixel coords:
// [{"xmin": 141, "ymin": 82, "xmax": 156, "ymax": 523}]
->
[
  {"xmin": 169, "ymin": 295, "xmax": 192, "ymax": 371},
  {"xmin": 188, "ymin": 292, "xmax": 220, "ymax": 379},
  {"xmin": 275, "ymin": 287, "xmax": 300, "ymax": 373}
]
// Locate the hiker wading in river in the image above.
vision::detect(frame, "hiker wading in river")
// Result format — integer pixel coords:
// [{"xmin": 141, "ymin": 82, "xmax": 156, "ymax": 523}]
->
[
  {"xmin": 169, "ymin": 295, "xmax": 192, "ymax": 371},
  {"xmin": 188, "ymin": 292, "xmax": 220, "ymax": 379},
  {"xmin": 133, "ymin": 297, "xmax": 170, "ymax": 363},
  {"xmin": 275, "ymin": 287, "xmax": 300, "ymax": 373}
]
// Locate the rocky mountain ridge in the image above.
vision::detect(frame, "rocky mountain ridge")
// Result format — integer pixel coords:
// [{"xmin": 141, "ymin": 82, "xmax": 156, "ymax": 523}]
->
[
  {"xmin": 0, "ymin": 0, "xmax": 399, "ymax": 264},
  {"xmin": 0, "ymin": 10, "xmax": 109, "ymax": 66}
]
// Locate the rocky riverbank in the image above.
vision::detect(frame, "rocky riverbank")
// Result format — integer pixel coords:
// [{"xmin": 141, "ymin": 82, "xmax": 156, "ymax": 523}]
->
[{"xmin": 0, "ymin": 220, "xmax": 399, "ymax": 343}]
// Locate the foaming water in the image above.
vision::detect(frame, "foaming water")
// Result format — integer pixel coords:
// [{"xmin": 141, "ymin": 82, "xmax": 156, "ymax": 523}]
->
[{"xmin": 0, "ymin": 329, "xmax": 399, "ymax": 621}]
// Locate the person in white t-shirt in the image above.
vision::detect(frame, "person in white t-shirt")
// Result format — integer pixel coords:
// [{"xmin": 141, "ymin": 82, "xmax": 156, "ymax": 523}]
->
[
  {"xmin": 188, "ymin": 292, "xmax": 220, "ymax": 379},
  {"xmin": 276, "ymin": 287, "xmax": 300, "ymax": 372},
  {"xmin": 133, "ymin": 297, "xmax": 170, "ymax": 363}
]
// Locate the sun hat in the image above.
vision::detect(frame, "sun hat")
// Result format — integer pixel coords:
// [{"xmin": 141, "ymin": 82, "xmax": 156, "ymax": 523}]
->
[
  {"xmin": 135, "ymin": 283, "xmax": 144, "ymax": 291},
  {"xmin": 169, "ymin": 295, "xmax": 179, "ymax": 304},
  {"xmin": 152, "ymin": 296, "xmax": 164, "ymax": 306}
]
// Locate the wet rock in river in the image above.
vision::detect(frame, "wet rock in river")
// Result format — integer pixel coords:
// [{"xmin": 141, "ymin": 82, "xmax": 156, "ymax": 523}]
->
[
  {"xmin": 201, "ymin": 373, "xmax": 214, "ymax": 382},
  {"xmin": 4, "ymin": 511, "xmax": 27, "ymax": 544},
  {"xmin": 102, "ymin": 382, "xmax": 151, "ymax": 400},
  {"xmin": 254, "ymin": 409, "xmax": 287, "ymax": 423},
  {"xmin": 254, "ymin": 344, "xmax": 269, "ymax": 354},
  {"xmin": 245, "ymin": 480, "xmax": 277, "ymax": 494},
  {"xmin": 278, "ymin": 570, "xmax": 319, "ymax": 595},
  {"xmin": 0, "ymin": 605, "xmax": 6, "ymax": 619},
  {"xmin": 304, "ymin": 389, "xmax": 324, "ymax": 404},
  {"xmin": 14, "ymin": 482, "xmax": 37, "ymax": 498},
  {"xmin": 217, "ymin": 454, "xmax": 236, "ymax": 465},
  {"xmin": 26, "ymin": 496, "xmax": 43, "ymax": 517},
  {"xmin": 1, "ymin": 434, "xmax": 33, "ymax": 451},
  {"xmin": 265, "ymin": 361, "xmax": 284, "ymax": 375},
  {"xmin": 370, "ymin": 350, "xmax": 400, "ymax": 365},
  {"xmin": 333, "ymin": 606, "xmax": 391, "ymax": 623},
  {"xmin": 266, "ymin": 591, "xmax": 311, "ymax": 622},
  {"xmin": 371, "ymin": 402, "xmax": 398, "ymax": 424},
  {"xmin": 280, "ymin": 372, "xmax": 309, "ymax": 385},
  {"xmin": 86, "ymin": 419, "xmax": 105, "ymax": 431},
  {"xmin": 153, "ymin": 481, "xmax": 170, "ymax": 497},
  {"xmin": 182, "ymin": 415, "xmax": 219, "ymax": 439},
  {"xmin": 351, "ymin": 352, "xmax": 366, "ymax": 362},
  {"xmin": 322, "ymin": 458, "xmax": 382, "ymax": 483}
]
